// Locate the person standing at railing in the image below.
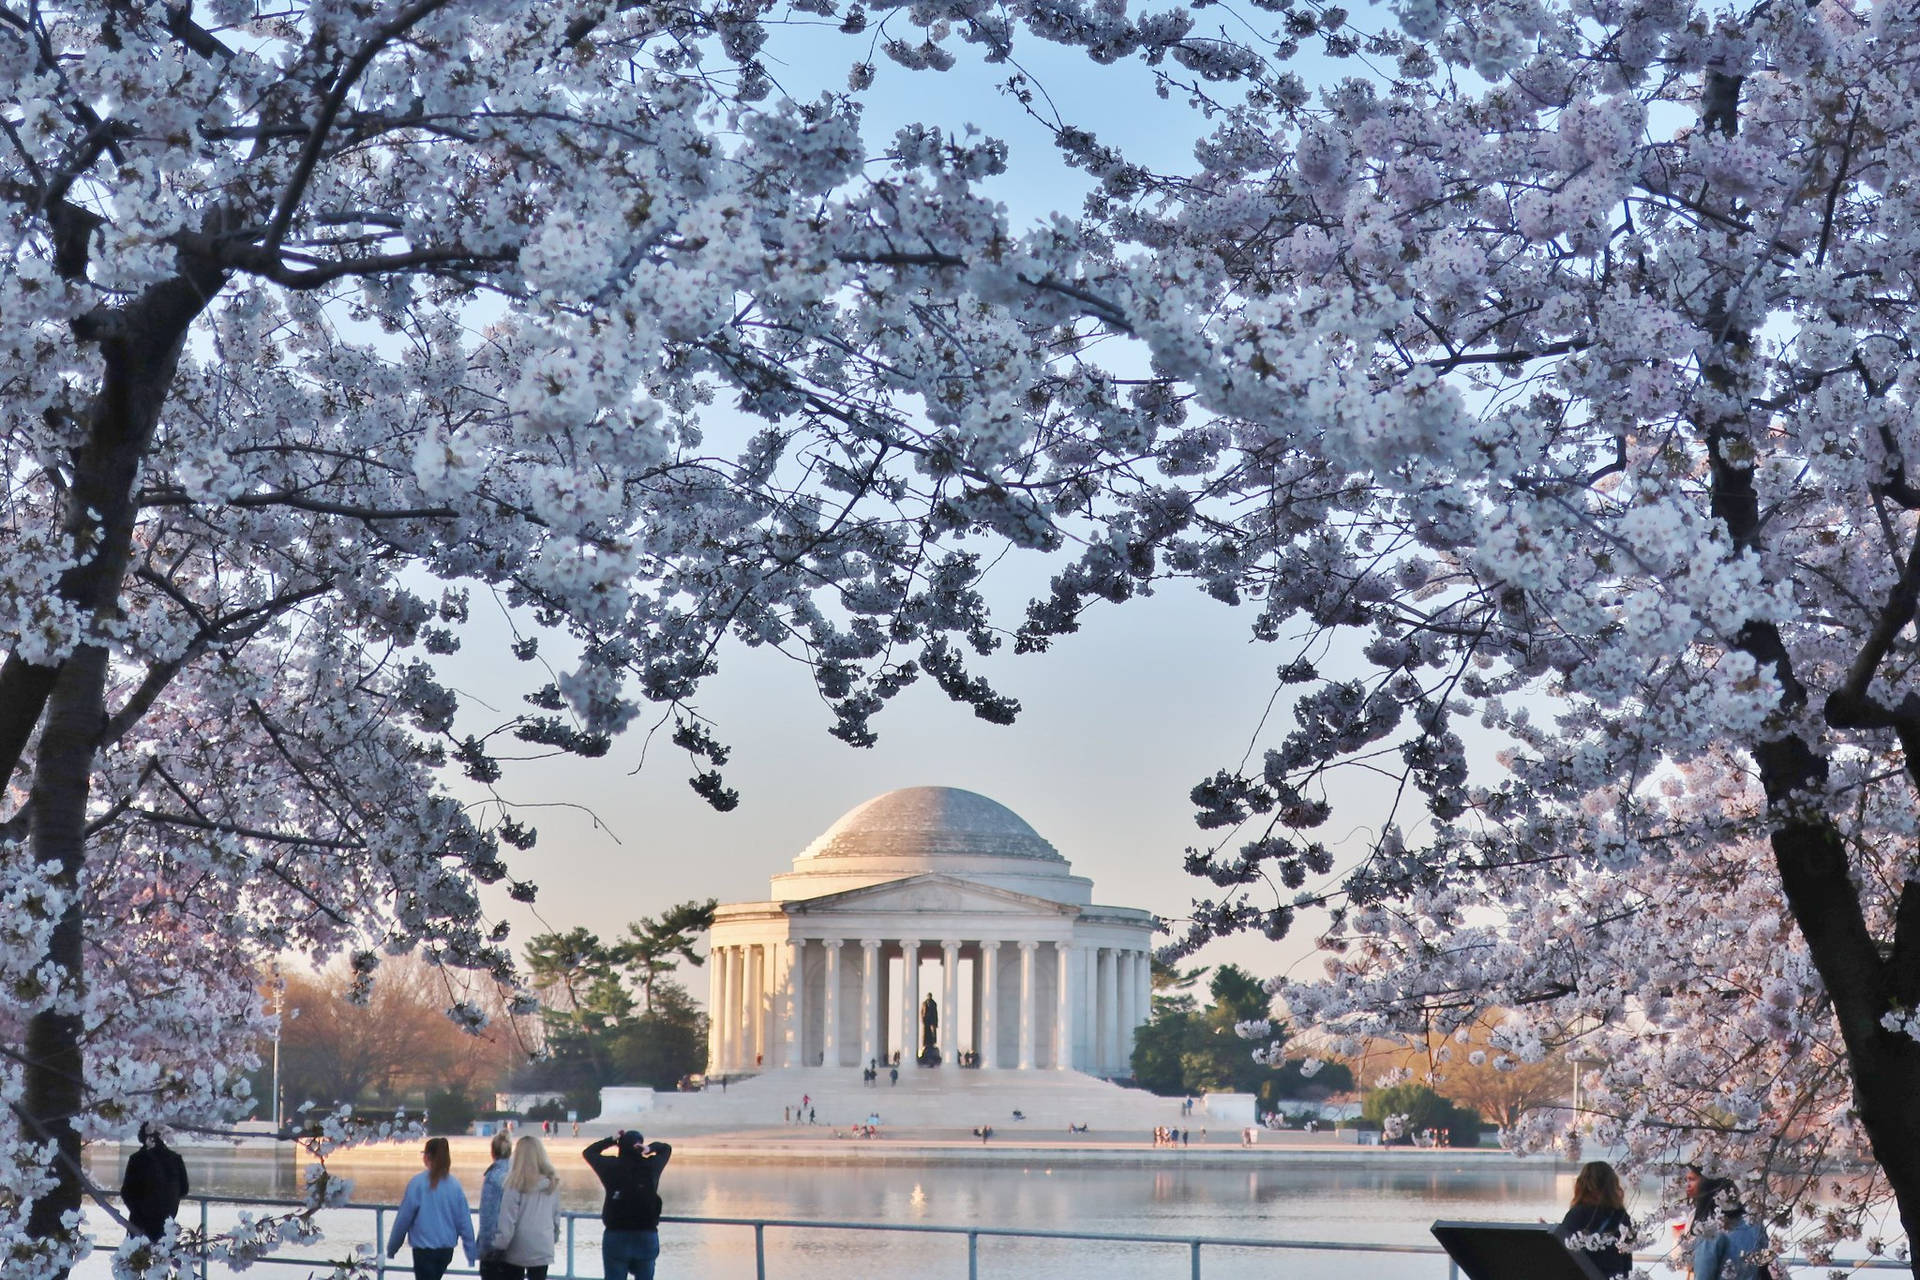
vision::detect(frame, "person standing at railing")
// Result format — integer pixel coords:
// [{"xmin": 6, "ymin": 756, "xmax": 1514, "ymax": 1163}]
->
[
  {"xmin": 1552, "ymin": 1161, "xmax": 1635, "ymax": 1279},
  {"xmin": 386, "ymin": 1137, "xmax": 478, "ymax": 1280},
  {"xmin": 584, "ymin": 1131, "xmax": 672, "ymax": 1280},
  {"xmin": 122, "ymin": 1122, "xmax": 190, "ymax": 1243},
  {"xmin": 491, "ymin": 1136, "xmax": 563, "ymax": 1280},
  {"xmin": 478, "ymin": 1131, "xmax": 514, "ymax": 1280}
]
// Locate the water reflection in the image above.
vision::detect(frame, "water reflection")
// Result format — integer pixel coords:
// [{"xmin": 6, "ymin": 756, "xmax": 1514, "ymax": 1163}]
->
[{"xmin": 70, "ymin": 1152, "xmax": 1628, "ymax": 1280}]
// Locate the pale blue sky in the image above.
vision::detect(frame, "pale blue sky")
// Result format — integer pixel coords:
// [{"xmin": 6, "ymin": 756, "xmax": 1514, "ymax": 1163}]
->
[{"xmin": 439, "ymin": 16, "xmax": 1414, "ymax": 997}]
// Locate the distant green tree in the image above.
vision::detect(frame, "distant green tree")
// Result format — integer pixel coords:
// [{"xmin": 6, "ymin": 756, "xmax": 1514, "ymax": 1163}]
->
[
  {"xmin": 520, "ymin": 901, "xmax": 716, "ymax": 1097},
  {"xmin": 425, "ymin": 1087, "xmax": 478, "ymax": 1136},
  {"xmin": 613, "ymin": 979, "xmax": 710, "ymax": 1088},
  {"xmin": 524, "ymin": 928, "xmax": 611, "ymax": 1013},
  {"xmin": 1131, "ymin": 964, "xmax": 1356, "ymax": 1104},
  {"xmin": 618, "ymin": 899, "xmax": 718, "ymax": 1013},
  {"xmin": 1131, "ymin": 993, "xmax": 1204, "ymax": 1094},
  {"xmin": 1151, "ymin": 954, "xmax": 1207, "ymax": 993},
  {"xmin": 1272, "ymin": 1057, "xmax": 1354, "ymax": 1096},
  {"xmin": 1206, "ymin": 965, "xmax": 1269, "ymax": 1026},
  {"xmin": 1362, "ymin": 1084, "xmax": 1482, "ymax": 1147}
]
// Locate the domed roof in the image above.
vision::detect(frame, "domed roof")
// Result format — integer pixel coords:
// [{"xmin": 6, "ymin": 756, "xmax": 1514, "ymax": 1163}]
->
[{"xmin": 799, "ymin": 786, "xmax": 1066, "ymax": 864}]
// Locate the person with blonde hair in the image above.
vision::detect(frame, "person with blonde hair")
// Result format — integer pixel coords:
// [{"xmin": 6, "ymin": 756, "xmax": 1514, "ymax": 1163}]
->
[
  {"xmin": 1554, "ymin": 1160, "xmax": 1634, "ymax": 1279},
  {"xmin": 491, "ymin": 1135, "xmax": 563, "ymax": 1280}
]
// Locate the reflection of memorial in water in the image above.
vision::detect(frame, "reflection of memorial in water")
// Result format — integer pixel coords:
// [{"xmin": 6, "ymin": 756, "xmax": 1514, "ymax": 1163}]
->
[
  {"xmin": 78, "ymin": 1157, "xmax": 1913, "ymax": 1280},
  {"xmin": 68, "ymin": 1154, "xmax": 1911, "ymax": 1280}
]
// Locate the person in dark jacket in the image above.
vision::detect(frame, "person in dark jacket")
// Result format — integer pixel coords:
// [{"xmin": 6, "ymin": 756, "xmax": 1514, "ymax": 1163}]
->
[
  {"xmin": 584, "ymin": 1132, "xmax": 672, "ymax": 1280},
  {"xmin": 1553, "ymin": 1161, "xmax": 1634, "ymax": 1279},
  {"xmin": 121, "ymin": 1122, "xmax": 191, "ymax": 1242}
]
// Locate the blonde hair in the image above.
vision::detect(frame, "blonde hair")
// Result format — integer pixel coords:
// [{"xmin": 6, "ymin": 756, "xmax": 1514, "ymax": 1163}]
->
[{"xmin": 506, "ymin": 1135, "xmax": 557, "ymax": 1193}]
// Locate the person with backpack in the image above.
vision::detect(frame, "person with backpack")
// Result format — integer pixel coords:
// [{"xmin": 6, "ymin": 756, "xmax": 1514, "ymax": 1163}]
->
[{"xmin": 584, "ymin": 1130, "xmax": 672, "ymax": 1280}]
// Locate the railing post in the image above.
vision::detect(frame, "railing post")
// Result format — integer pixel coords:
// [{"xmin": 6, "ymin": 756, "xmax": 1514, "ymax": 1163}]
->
[
  {"xmin": 565, "ymin": 1214, "xmax": 576, "ymax": 1279},
  {"xmin": 376, "ymin": 1208, "xmax": 388, "ymax": 1280},
  {"xmin": 1190, "ymin": 1239, "xmax": 1201, "ymax": 1280},
  {"xmin": 1448, "ymin": 1261, "xmax": 1459, "ymax": 1280},
  {"xmin": 754, "ymin": 1223, "xmax": 766, "ymax": 1280},
  {"xmin": 967, "ymin": 1231, "xmax": 978, "ymax": 1280},
  {"xmin": 199, "ymin": 1198, "xmax": 210, "ymax": 1280}
]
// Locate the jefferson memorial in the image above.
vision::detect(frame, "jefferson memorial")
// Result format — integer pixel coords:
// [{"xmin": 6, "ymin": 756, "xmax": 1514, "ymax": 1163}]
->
[{"xmin": 705, "ymin": 786, "xmax": 1158, "ymax": 1077}]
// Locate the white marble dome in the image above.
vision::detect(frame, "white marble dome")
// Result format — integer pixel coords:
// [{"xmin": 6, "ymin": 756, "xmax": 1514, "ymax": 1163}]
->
[
  {"xmin": 801, "ymin": 786, "xmax": 1066, "ymax": 862},
  {"xmin": 769, "ymin": 786, "xmax": 1093, "ymax": 905}
]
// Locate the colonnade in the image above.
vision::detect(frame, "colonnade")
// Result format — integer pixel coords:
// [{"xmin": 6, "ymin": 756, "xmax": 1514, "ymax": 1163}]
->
[{"xmin": 706, "ymin": 936, "xmax": 1152, "ymax": 1075}]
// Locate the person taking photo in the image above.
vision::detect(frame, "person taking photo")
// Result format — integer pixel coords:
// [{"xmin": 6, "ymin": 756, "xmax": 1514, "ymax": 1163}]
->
[{"xmin": 584, "ymin": 1131, "xmax": 672, "ymax": 1280}]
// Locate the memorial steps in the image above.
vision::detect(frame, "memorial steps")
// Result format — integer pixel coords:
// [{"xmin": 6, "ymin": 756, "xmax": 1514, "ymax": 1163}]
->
[{"xmin": 605, "ymin": 1067, "xmax": 1237, "ymax": 1135}]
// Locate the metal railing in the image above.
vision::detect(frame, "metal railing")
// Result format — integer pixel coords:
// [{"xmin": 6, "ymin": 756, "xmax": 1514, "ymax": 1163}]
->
[{"xmin": 180, "ymin": 1195, "xmax": 1910, "ymax": 1279}]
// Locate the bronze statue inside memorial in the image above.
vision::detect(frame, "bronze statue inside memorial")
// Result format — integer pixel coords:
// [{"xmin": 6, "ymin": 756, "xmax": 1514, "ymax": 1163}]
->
[{"xmin": 919, "ymin": 993, "xmax": 941, "ymax": 1065}]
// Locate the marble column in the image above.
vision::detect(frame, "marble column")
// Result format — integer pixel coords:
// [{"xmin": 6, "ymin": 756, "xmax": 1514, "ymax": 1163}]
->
[
  {"xmin": 1133, "ymin": 951, "xmax": 1152, "ymax": 1041},
  {"xmin": 1054, "ymin": 940, "xmax": 1075, "ymax": 1071},
  {"xmin": 901, "ymin": 938, "xmax": 921, "ymax": 1066},
  {"xmin": 710, "ymin": 943, "xmax": 730, "ymax": 1073},
  {"xmin": 780, "ymin": 938, "xmax": 803, "ymax": 1069},
  {"xmin": 1119, "ymin": 950, "xmax": 1139, "ymax": 1069},
  {"xmin": 733, "ymin": 951, "xmax": 748, "ymax": 1074},
  {"xmin": 979, "ymin": 941, "xmax": 1000, "ymax": 1069},
  {"xmin": 822, "ymin": 938, "xmax": 841, "ymax": 1068},
  {"xmin": 1017, "ymin": 942, "xmax": 1037, "ymax": 1070},
  {"xmin": 940, "ymin": 940, "xmax": 960, "ymax": 1064},
  {"xmin": 1099, "ymin": 947, "xmax": 1119, "ymax": 1072},
  {"xmin": 746, "ymin": 944, "xmax": 765, "ymax": 1068},
  {"xmin": 860, "ymin": 939, "xmax": 881, "ymax": 1067}
]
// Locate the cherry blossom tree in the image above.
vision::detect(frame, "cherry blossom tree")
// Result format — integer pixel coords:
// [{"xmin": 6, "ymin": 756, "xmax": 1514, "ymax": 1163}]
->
[
  {"xmin": 1100, "ymin": 0, "xmax": 1920, "ymax": 1268},
  {"xmin": 0, "ymin": 0, "xmax": 1247, "ymax": 1274},
  {"xmin": 16, "ymin": 0, "xmax": 1920, "ymax": 1271}
]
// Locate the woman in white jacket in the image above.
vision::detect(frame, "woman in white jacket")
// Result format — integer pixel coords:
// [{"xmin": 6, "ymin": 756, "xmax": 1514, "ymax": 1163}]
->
[{"xmin": 488, "ymin": 1136, "xmax": 563, "ymax": 1280}]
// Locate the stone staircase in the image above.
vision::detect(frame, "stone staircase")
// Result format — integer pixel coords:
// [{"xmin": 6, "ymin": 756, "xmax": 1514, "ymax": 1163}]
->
[{"xmin": 610, "ymin": 1067, "xmax": 1239, "ymax": 1136}]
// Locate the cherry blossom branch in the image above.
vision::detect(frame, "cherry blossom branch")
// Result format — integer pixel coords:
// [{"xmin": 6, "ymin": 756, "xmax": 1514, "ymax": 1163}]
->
[{"xmin": 260, "ymin": 0, "xmax": 458, "ymax": 256}]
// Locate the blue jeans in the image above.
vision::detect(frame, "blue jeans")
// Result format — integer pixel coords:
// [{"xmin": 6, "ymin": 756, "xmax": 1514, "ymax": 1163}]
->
[{"xmin": 602, "ymin": 1229, "xmax": 659, "ymax": 1280}]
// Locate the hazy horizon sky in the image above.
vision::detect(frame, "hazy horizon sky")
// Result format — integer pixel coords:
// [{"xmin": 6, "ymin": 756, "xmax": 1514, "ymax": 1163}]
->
[
  {"xmin": 416, "ymin": 24, "xmax": 1415, "ymax": 1005},
  {"xmin": 448, "ymin": 569, "xmax": 1370, "ymax": 999}
]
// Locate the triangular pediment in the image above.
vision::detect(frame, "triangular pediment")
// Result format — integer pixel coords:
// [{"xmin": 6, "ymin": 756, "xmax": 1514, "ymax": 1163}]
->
[{"xmin": 785, "ymin": 873, "xmax": 1077, "ymax": 918}]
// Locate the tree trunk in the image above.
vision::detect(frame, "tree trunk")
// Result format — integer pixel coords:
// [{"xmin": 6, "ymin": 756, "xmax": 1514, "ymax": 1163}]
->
[
  {"xmin": 21, "ymin": 645, "xmax": 110, "ymax": 1255},
  {"xmin": 19, "ymin": 270, "xmax": 216, "ymax": 1275},
  {"xmin": 1763, "ymin": 735, "xmax": 1920, "ymax": 1277}
]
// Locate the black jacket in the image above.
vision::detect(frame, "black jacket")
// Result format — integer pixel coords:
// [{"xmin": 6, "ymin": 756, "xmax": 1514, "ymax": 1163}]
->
[
  {"xmin": 583, "ymin": 1138, "xmax": 671, "ymax": 1231},
  {"xmin": 1555, "ymin": 1203, "xmax": 1633, "ymax": 1279},
  {"xmin": 122, "ymin": 1141, "xmax": 191, "ymax": 1240}
]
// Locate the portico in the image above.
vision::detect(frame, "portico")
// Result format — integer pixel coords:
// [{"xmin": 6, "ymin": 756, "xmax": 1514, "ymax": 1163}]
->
[{"xmin": 706, "ymin": 787, "xmax": 1156, "ymax": 1077}]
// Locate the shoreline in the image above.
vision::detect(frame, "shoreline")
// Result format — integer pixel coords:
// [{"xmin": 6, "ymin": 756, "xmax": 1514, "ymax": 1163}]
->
[{"xmin": 99, "ymin": 1130, "xmax": 1584, "ymax": 1175}]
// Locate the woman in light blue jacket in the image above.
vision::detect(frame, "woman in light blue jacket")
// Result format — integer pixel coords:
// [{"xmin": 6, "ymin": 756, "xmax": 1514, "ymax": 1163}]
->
[{"xmin": 386, "ymin": 1137, "xmax": 477, "ymax": 1280}]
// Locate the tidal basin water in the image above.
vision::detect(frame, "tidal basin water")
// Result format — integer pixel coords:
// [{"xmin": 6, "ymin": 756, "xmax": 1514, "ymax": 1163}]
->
[{"xmin": 83, "ymin": 1153, "xmax": 1639, "ymax": 1280}]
